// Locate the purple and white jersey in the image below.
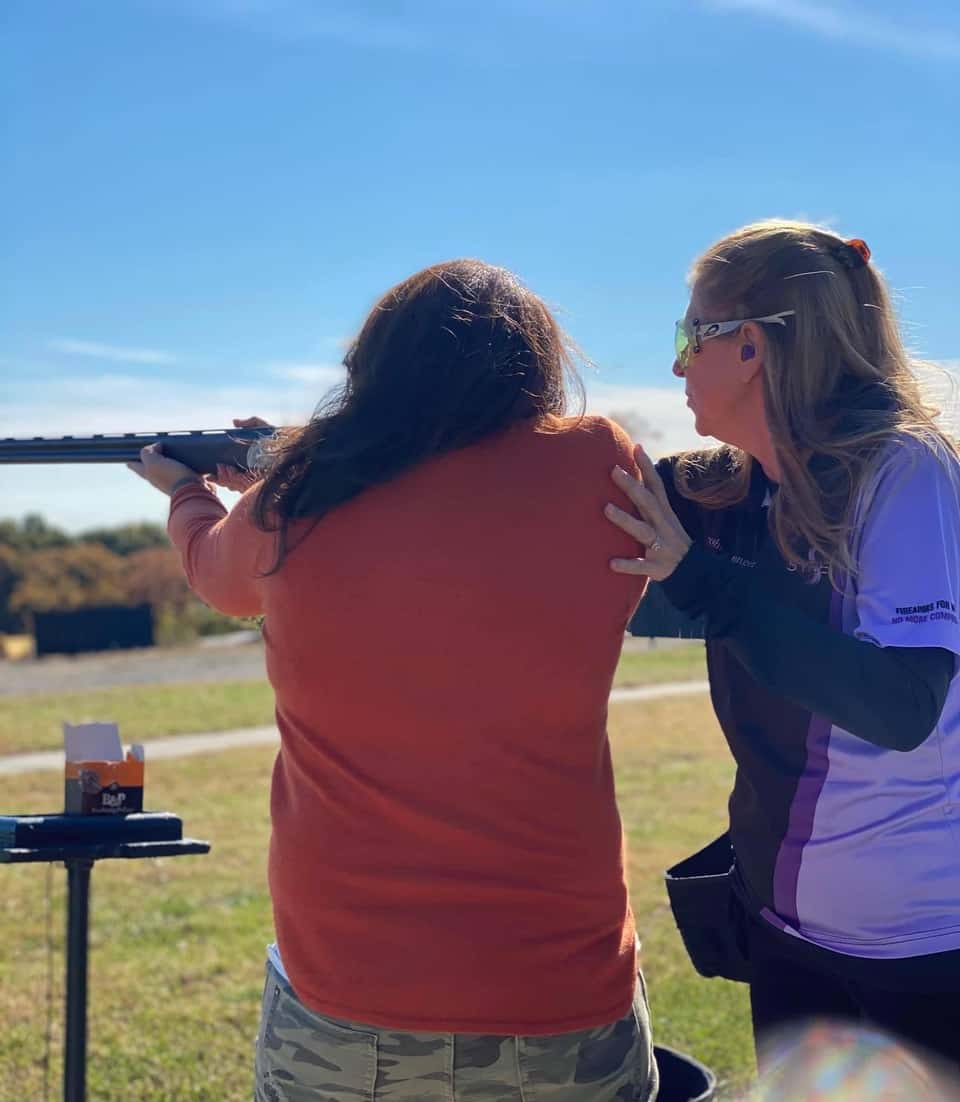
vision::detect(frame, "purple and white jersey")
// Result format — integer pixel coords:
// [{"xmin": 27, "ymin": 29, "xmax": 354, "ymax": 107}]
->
[
  {"xmin": 659, "ymin": 441, "xmax": 960, "ymax": 960},
  {"xmin": 781, "ymin": 442, "xmax": 960, "ymax": 957}
]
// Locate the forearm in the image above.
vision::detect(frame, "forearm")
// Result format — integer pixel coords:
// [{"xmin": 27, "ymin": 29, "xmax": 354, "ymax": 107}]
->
[
  {"xmin": 168, "ymin": 481, "xmax": 228, "ymax": 586},
  {"xmin": 662, "ymin": 544, "xmax": 953, "ymax": 751},
  {"xmin": 166, "ymin": 482, "xmax": 263, "ymax": 617}
]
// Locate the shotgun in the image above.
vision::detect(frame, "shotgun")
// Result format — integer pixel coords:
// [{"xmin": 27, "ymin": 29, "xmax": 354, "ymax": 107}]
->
[{"xmin": 0, "ymin": 428, "xmax": 276, "ymax": 476}]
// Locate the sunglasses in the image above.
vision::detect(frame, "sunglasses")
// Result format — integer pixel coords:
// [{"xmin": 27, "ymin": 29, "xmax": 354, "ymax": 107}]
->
[{"xmin": 674, "ymin": 310, "xmax": 795, "ymax": 371}]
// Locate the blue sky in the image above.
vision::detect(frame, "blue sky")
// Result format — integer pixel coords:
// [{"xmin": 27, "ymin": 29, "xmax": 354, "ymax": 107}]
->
[{"xmin": 2, "ymin": 0, "xmax": 958, "ymax": 529}]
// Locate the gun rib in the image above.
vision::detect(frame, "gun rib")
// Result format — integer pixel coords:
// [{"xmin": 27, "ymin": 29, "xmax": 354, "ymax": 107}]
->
[{"xmin": 0, "ymin": 429, "xmax": 275, "ymax": 474}]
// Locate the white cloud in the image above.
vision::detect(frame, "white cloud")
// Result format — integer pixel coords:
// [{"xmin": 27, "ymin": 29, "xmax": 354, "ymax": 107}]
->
[
  {"xmin": 915, "ymin": 361, "xmax": 960, "ymax": 435},
  {"xmin": 47, "ymin": 338, "xmax": 178, "ymax": 366},
  {"xmin": 317, "ymin": 336, "xmax": 353, "ymax": 352},
  {"xmin": 0, "ymin": 373, "xmax": 316, "ymax": 438},
  {"xmin": 5, "ymin": 361, "xmax": 955, "ymax": 531},
  {"xmin": 0, "ymin": 372, "xmax": 320, "ymax": 531},
  {"xmin": 586, "ymin": 380, "xmax": 710, "ymax": 458},
  {"xmin": 266, "ymin": 361, "xmax": 347, "ymax": 388},
  {"xmin": 0, "ymin": 373, "xmax": 703, "ymax": 530},
  {"xmin": 705, "ymin": 0, "xmax": 960, "ymax": 60}
]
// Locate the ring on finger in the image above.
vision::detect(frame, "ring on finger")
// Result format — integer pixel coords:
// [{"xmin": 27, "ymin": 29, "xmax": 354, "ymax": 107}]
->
[{"xmin": 649, "ymin": 537, "xmax": 663, "ymax": 552}]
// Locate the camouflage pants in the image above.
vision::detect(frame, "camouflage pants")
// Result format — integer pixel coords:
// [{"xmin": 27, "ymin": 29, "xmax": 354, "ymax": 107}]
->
[{"xmin": 254, "ymin": 962, "xmax": 658, "ymax": 1101}]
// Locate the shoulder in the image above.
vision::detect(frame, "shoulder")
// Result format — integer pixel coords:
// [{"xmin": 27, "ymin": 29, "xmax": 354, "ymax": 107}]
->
[
  {"xmin": 549, "ymin": 412, "xmax": 630, "ymax": 443},
  {"xmin": 861, "ymin": 434, "xmax": 960, "ymax": 514},
  {"xmin": 225, "ymin": 482, "xmax": 280, "ymax": 549},
  {"xmin": 232, "ymin": 481, "xmax": 267, "ymax": 523},
  {"xmin": 877, "ymin": 433, "xmax": 959, "ymax": 480},
  {"xmin": 539, "ymin": 414, "xmax": 636, "ymax": 467},
  {"xmin": 851, "ymin": 434, "xmax": 960, "ymax": 579}
]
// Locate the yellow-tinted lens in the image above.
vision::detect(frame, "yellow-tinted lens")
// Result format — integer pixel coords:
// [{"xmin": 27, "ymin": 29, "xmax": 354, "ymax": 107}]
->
[{"xmin": 674, "ymin": 321, "xmax": 690, "ymax": 365}]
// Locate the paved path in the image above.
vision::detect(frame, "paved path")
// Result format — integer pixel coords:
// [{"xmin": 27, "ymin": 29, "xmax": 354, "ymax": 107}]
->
[
  {"xmin": 0, "ymin": 681, "xmax": 710, "ymax": 777},
  {"xmin": 0, "ymin": 635, "xmax": 697, "ymax": 698},
  {"xmin": 0, "ymin": 634, "xmax": 266, "ymax": 697}
]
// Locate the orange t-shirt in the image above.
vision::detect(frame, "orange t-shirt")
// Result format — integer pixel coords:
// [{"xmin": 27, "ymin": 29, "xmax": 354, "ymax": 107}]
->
[{"xmin": 168, "ymin": 414, "xmax": 646, "ymax": 1033}]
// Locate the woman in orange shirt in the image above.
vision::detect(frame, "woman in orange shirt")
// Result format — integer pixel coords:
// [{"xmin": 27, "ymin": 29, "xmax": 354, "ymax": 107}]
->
[{"xmin": 129, "ymin": 260, "xmax": 657, "ymax": 1102}]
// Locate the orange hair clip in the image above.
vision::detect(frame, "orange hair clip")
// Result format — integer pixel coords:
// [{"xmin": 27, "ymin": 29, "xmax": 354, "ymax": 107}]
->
[{"xmin": 844, "ymin": 238, "xmax": 871, "ymax": 266}]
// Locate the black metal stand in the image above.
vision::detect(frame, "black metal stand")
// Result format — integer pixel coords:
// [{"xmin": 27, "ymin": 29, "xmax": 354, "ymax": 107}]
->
[
  {"xmin": 65, "ymin": 858, "xmax": 92, "ymax": 1102},
  {"xmin": 2, "ymin": 816, "xmax": 210, "ymax": 1102}
]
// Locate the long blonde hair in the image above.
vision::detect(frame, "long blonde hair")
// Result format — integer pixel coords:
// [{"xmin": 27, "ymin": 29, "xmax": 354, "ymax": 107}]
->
[{"xmin": 676, "ymin": 219, "xmax": 958, "ymax": 584}]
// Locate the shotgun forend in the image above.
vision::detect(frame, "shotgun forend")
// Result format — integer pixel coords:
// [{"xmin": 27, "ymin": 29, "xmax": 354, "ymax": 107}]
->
[{"xmin": 0, "ymin": 428, "xmax": 277, "ymax": 476}]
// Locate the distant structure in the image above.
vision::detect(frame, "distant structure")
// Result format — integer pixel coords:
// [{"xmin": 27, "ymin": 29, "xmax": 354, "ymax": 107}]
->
[
  {"xmin": 33, "ymin": 604, "xmax": 154, "ymax": 656},
  {"xmin": 628, "ymin": 583, "xmax": 705, "ymax": 640}
]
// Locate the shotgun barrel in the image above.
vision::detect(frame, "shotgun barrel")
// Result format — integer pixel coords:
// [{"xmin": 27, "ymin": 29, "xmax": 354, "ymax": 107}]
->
[{"xmin": 0, "ymin": 428, "xmax": 276, "ymax": 475}]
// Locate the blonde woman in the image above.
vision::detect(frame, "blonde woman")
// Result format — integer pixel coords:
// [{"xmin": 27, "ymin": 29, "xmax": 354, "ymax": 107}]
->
[{"xmin": 605, "ymin": 221, "xmax": 960, "ymax": 1070}]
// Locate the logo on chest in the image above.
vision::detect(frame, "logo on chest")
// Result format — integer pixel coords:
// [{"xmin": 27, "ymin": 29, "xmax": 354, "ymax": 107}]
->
[
  {"xmin": 706, "ymin": 535, "xmax": 757, "ymax": 569},
  {"xmin": 707, "ymin": 534, "xmax": 829, "ymax": 583}
]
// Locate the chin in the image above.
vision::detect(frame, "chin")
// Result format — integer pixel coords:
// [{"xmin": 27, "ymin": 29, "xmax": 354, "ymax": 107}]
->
[{"xmin": 693, "ymin": 413, "xmax": 712, "ymax": 437}]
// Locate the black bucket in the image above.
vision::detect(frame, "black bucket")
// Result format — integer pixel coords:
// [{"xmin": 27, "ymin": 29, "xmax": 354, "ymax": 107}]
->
[{"xmin": 654, "ymin": 1044, "xmax": 716, "ymax": 1102}]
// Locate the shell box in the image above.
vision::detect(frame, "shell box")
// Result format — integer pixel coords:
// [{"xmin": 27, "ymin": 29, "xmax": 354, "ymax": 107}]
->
[{"xmin": 63, "ymin": 722, "xmax": 145, "ymax": 816}]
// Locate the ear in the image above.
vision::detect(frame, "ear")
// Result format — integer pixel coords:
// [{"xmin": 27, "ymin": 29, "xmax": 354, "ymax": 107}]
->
[{"xmin": 738, "ymin": 321, "xmax": 766, "ymax": 383}]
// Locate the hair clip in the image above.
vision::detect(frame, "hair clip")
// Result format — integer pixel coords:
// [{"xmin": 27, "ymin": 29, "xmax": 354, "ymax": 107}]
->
[
  {"xmin": 845, "ymin": 238, "xmax": 871, "ymax": 266},
  {"xmin": 831, "ymin": 238, "xmax": 871, "ymax": 270}
]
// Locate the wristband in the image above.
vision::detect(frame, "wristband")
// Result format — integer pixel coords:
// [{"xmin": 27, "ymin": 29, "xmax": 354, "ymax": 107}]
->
[{"xmin": 169, "ymin": 475, "xmax": 205, "ymax": 497}]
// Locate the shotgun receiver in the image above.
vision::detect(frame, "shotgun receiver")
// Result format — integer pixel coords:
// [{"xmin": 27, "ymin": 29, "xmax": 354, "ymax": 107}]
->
[{"xmin": 0, "ymin": 428, "xmax": 276, "ymax": 475}]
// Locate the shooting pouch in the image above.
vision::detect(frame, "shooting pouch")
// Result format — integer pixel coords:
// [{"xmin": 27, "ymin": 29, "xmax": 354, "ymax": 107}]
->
[{"xmin": 664, "ymin": 833, "xmax": 751, "ymax": 984}]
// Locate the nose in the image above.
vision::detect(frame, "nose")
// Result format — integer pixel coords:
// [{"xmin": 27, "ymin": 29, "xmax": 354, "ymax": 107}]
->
[{"xmin": 672, "ymin": 358, "xmax": 685, "ymax": 378}]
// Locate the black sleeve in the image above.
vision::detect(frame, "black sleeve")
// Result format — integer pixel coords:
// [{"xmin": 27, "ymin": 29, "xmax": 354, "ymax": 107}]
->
[{"xmin": 661, "ymin": 543, "xmax": 955, "ymax": 752}]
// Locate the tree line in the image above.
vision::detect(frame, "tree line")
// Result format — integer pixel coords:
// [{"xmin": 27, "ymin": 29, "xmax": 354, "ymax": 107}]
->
[{"xmin": 0, "ymin": 515, "xmax": 239, "ymax": 643}]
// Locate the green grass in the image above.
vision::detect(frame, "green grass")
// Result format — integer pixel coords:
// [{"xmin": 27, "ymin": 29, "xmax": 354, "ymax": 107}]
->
[
  {"xmin": 615, "ymin": 642, "xmax": 706, "ymax": 689},
  {"xmin": 0, "ymin": 645, "xmax": 707, "ymax": 756},
  {"xmin": 0, "ymin": 693, "xmax": 753, "ymax": 1101},
  {"xmin": 0, "ymin": 681, "xmax": 276, "ymax": 757}
]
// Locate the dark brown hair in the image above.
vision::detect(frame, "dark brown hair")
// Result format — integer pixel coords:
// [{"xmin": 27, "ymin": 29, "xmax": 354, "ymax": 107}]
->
[{"xmin": 253, "ymin": 259, "xmax": 583, "ymax": 569}]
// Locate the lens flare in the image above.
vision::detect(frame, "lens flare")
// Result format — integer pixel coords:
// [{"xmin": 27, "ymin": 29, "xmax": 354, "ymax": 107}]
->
[{"xmin": 749, "ymin": 1019, "xmax": 960, "ymax": 1101}]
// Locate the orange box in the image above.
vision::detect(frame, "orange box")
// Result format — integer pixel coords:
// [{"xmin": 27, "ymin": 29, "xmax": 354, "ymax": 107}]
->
[
  {"xmin": 63, "ymin": 722, "xmax": 145, "ymax": 815},
  {"xmin": 64, "ymin": 753, "xmax": 144, "ymax": 815}
]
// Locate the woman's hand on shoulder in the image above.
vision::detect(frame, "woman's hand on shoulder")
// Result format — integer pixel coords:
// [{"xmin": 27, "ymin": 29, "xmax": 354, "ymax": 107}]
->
[{"xmin": 605, "ymin": 444, "xmax": 692, "ymax": 581}]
